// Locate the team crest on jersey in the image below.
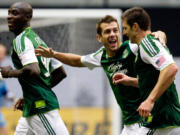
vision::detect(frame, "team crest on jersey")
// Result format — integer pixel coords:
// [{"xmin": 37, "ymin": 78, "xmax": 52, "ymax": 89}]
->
[{"xmin": 122, "ymin": 49, "xmax": 129, "ymax": 59}]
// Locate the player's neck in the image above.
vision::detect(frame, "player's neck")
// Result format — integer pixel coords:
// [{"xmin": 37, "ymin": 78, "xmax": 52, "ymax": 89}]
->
[
  {"xmin": 14, "ymin": 24, "xmax": 30, "ymax": 36},
  {"xmin": 136, "ymin": 30, "xmax": 149, "ymax": 45}
]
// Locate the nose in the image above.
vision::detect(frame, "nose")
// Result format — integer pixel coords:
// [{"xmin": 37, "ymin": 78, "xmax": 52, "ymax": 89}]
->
[
  {"xmin": 110, "ymin": 31, "xmax": 115, "ymax": 37},
  {"xmin": 7, "ymin": 13, "xmax": 12, "ymax": 21}
]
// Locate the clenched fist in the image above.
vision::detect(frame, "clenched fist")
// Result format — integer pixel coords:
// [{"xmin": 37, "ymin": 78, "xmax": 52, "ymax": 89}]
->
[{"xmin": 0, "ymin": 66, "xmax": 13, "ymax": 78}]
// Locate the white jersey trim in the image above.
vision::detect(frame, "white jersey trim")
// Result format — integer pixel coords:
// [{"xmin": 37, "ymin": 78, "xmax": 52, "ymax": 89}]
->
[
  {"xmin": 51, "ymin": 58, "xmax": 63, "ymax": 72},
  {"xmin": 19, "ymin": 37, "xmax": 38, "ymax": 66},
  {"xmin": 129, "ymin": 41, "xmax": 138, "ymax": 56},
  {"xmin": 81, "ymin": 47, "xmax": 103, "ymax": 70},
  {"xmin": 140, "ymin": 39, "xmax": 174, "ymax": 71}
]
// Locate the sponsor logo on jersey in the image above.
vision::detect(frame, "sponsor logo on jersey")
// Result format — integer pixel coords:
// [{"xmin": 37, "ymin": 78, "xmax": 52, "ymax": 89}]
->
[
  {"xmin": 108, "ymin": 62, "xmax": 128, "ymax": 77},
  {"xmin": 35, "ymin": 100, "xmax": 46, "ymax": 109}
]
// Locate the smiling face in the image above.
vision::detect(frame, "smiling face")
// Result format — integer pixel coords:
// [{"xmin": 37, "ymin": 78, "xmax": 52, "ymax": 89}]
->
[
  {"xmin": 97, "ymin": 21, "xmax": 121, "ymax": 57},
  {"xmin": 7, "ymin": 2, "xmax": 32, "ymax": 35}
]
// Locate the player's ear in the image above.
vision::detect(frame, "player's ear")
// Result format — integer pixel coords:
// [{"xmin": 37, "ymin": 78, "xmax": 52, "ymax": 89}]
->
[
  {"xmin": 25, "ymin": 14, "xmax": 32, "ymax": 21},
  {"xmin": 96, "ymin": 34, "xmax": 102, "ymax": 43},
  {"xmin": 132, "ymin": 22, "xmax": 139, "ymax": 31}
]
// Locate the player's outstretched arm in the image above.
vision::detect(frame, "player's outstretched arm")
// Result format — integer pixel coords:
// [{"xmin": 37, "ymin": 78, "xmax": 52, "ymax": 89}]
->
[
  {"xmin": 137, "ymin": 63, "xmax": 178, "ymax": 118},
  {"xmin": 35, "ymin": 46, "xmax": 85, "ymax": 67},
  {"xmin": 50, "ymin": 66, "xmax": 67, "ymax": 88},
  {"xmin": 0, "ymin": 63, "xmax": 40, "ymax": 78},
  {"xmin": 112, "ymin": 73, "xmax": 139, "ymax": 88},
  {"xmin": 35, "ymin": 46, "xmax": 54, "ymax": 58}
]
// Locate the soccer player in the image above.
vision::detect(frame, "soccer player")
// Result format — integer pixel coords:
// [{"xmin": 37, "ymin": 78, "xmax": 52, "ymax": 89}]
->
[
  {"xmin": 115, "ymin": 7, "xmax": 180, "ymax": 134},
  {"xmin": 35, "ymin": 15, "xmax": 166, "ymax": 134},
  {"xmin": 1, "ymin": 2, "xmax": 69, "ymax": 135}
]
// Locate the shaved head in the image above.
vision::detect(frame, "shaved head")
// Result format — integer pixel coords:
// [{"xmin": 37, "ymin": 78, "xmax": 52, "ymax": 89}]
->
[
  {"xmin": 8, "ymin": 2, "xmax": 33, "ymax": 35},
  {"xmin": 11, "ymin": 1, "xmax": 32, "ymax": 19}
]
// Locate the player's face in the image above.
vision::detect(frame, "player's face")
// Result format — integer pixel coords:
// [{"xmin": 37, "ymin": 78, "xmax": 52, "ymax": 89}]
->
[
  {"xmin": 122, "ymin": 19, "xmax": 137, "ymax": 43},
  {"xmin": 98, "ymin": 22, "xmax": 121, "ymax": 56},
  {"xmin": 7, "ymin": 4, "xmax": 26, "ymax": 33}
]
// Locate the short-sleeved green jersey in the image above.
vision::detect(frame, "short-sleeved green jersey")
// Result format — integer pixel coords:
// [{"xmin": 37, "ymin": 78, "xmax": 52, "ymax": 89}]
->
[
  {"xmin": 135, "ymin": 34, "xmax": 180, "ymax": 128},
  {"xmin": 11, "ymin": 27, "xmax": 60, "ymax": 117},
  {"xmin": 81, "ymin": 41, "xmax": 143, "ymax": 125}
]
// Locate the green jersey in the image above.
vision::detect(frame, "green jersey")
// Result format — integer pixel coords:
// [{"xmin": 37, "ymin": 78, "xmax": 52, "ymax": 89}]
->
[
  {"xmin": 11, "ymin": 27, "xmax": 61, "ymax": 117},
  {"xmin": 135, "ymin": 34, "xmax": 180, "ymax": 128},
  {"xmin": 81, "ymin": 41, "xmax": 142, "ymax": 125}
]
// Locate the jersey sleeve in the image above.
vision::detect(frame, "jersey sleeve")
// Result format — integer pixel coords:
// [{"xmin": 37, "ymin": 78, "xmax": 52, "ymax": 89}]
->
[
  {"xmin": 50, "ymin": 58, "xmax": 63, "ymax": 72},
  {"xmin": 14, "ymin": 36, "xmax": 38, "ymax": 66},
  {"xmin": 129, "ymin": 42, "xmax": 138, "ymax": 56},
  {"xmin": 140, "ymin": 36, "xmax": 174, "ymax": 71},
  {"xmin": 81, "ymin": 47, "xmax": 103, "ymax": 70}
]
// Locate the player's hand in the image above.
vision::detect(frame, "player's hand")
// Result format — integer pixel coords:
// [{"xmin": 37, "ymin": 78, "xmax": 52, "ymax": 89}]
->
[
  {"xmin": 35, "ymin": 45, "xmax": 54, "ymax": 58},
  {"xmin": 0, "ymin": 66, "xmax": 13, "ymax": 78},
  {"xmin": 150, "ymin": 31, "xmax": 167, "ymax": 46},
  {"xmin": 14, "ymin": 98, "xmax": 25, "ymax": 111},
  {"xmin": 137, "ymin": 99, "xmax": 154, "ymax": 118},
  {"xmin": 112, "ymin": 73, "xmax": 131, "ymax": 86}
]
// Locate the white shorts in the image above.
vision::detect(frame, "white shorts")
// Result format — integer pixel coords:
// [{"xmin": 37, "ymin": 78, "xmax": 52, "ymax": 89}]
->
[
  {"xmin": 148, "ymin": 126, "xmax": 180, "ymax": 135},
  {"xmin": 14, "ymin": 109, "xmax": 69, "ymax": 135},
  {"xmin": 120, "ymin": 123, "xmax": 149, "ymax": 135}
]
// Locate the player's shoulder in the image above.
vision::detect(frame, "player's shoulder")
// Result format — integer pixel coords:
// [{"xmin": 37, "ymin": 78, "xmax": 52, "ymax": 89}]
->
[
  {"xmin": 13, "ymin": 28, "xmax": 35, "ymax": 53},
  {"xmin": 121, "ymin": 40, "xmax": 137, "ymax": 49},
  {"xmin": 140, "ymin": 34, "xmax": 160, "ymax": 57},
  {"xmin": 121, "ymin": 40, "xmax": 130, "ymax": 46},
  {"xmin": 93, "ymin": 46, "xmax": 105, "ymax": 57},
  {"xmin": 122, "ymin": 40, "xmax": 138, "ymax": 55},
  {"xmin": 13, "ymin": 31, "xmax": 27, "ymax": 53}
]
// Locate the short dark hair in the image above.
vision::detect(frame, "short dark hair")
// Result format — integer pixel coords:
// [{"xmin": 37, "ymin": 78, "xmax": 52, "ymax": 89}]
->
[
  {"xmin": 96, "ymin": 15, "xmax": 118, "ymax": 35},
  {"xmin": 122, "ymin": 7, "xmax": 151, "ymax": 31}
]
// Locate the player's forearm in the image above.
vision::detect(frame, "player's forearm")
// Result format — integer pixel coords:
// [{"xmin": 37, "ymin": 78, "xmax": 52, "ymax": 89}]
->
[
  {"xmin": 50, "ymin": 66, "xmax": 67, "ymax": 88},
  {"xmin": 6, "ymin": 69, "xmax": 23, "ymax": 78},
  {"xmin": 53, "ymin": 51, "xmax": 85, "ymax": 67},
  {"xmin": 3, "ymin": 63, "xmax": 40, "ymax": 78},
  {"xmin": 129, "ymin": 77, "xmax": 139, "ymax": 88},
  {"xmin": 147, "ymin": 64, "xmax": 178, "ymax": 102}
]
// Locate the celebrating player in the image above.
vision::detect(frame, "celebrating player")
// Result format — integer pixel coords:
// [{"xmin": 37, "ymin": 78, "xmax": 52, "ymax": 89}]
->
[
  {"xmin": 1, "ymin": 2, "xmax": 69, "ymax": 135},
  {"xmin": 35, "ymin": 15, "xmax": 166, "ymax": 134}
]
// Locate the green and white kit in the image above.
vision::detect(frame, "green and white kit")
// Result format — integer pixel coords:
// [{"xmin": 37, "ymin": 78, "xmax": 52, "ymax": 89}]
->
[{"xmin": 135, "ymin": 34, "xmax": 180, "ymax": 133}]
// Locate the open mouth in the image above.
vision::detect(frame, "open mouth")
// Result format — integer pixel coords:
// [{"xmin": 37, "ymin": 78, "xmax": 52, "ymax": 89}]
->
[
  {"xmin": 109, "ymin": 40, "xmax": 117, "ymax": 44},
  {"xmin": 108, "ymin": 39, "xmax": 117, "ymax": 47}
]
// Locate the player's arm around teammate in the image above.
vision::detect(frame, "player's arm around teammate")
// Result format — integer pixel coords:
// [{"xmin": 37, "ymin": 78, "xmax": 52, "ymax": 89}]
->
[{"xmin": 35, "ymin": 29, "xmax": 166, "ymax": 68}]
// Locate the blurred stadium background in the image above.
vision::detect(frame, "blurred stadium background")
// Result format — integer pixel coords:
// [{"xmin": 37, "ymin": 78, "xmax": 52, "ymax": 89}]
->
[{"xmin": 0, "ymin": 0, "xmax": 180, "ymax": 135}]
